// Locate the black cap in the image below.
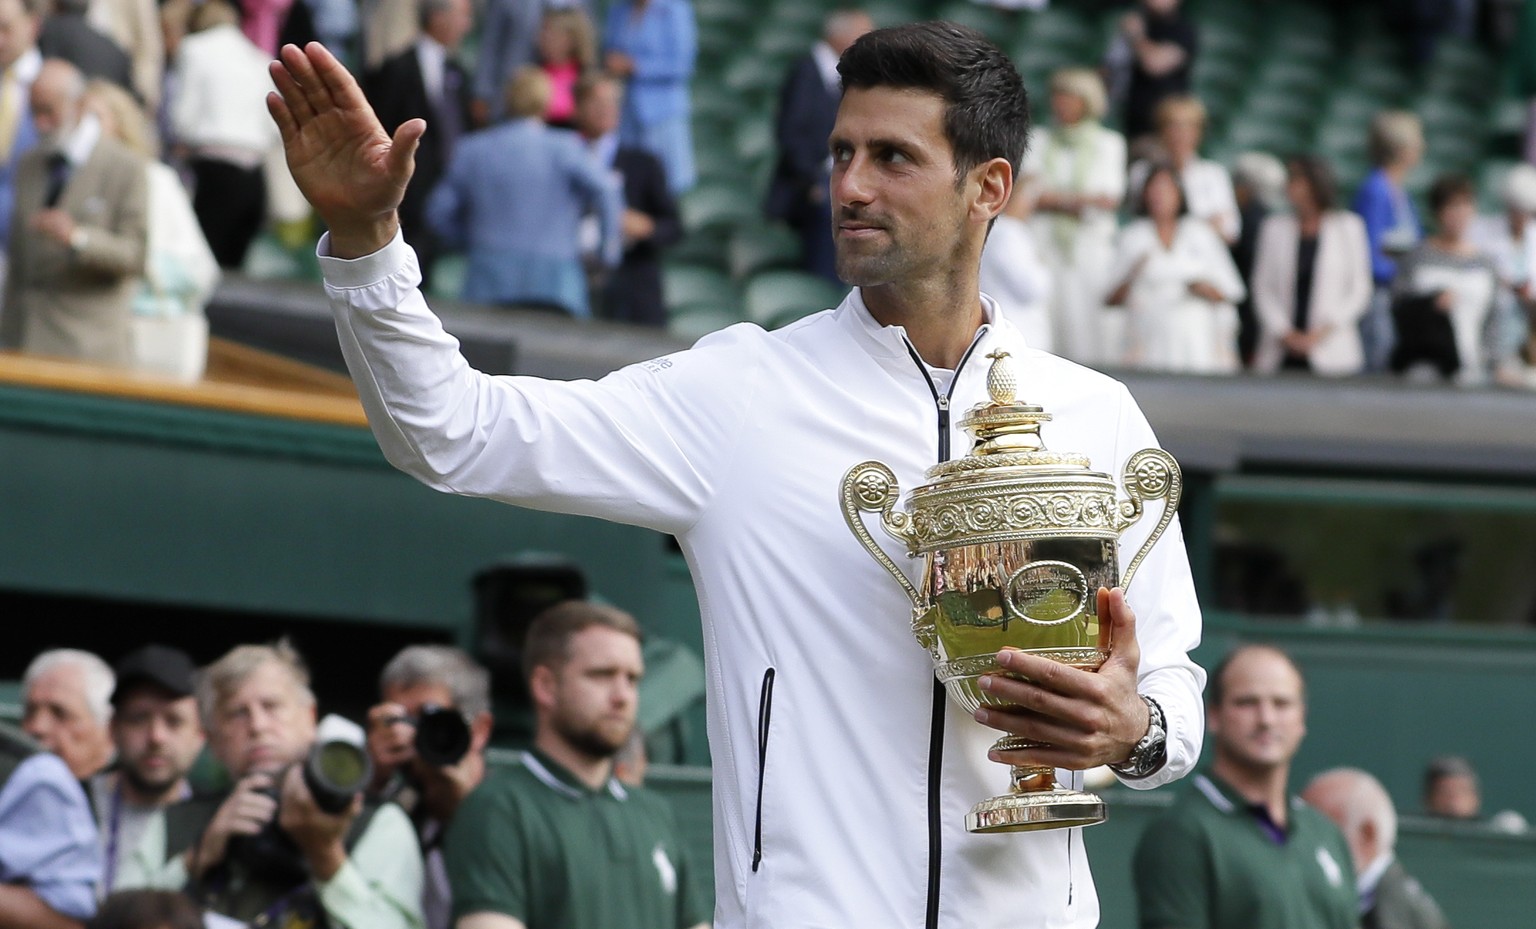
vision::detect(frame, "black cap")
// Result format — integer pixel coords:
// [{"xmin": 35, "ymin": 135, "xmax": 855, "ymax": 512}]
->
[{"xmin": 112, "ymin": 645, "xmax": 197, "ymax": 705}]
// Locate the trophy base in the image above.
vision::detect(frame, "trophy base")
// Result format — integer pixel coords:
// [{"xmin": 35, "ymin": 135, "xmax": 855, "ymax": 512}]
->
[{"xmin": 965, "ymin": 789, "xmax": 1106, "ymax": 833}]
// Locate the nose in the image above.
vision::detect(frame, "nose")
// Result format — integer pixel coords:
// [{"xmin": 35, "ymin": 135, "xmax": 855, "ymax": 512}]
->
[{"xmin": 832, "ymin": 151, "xmax": 873, "ymax": 210}]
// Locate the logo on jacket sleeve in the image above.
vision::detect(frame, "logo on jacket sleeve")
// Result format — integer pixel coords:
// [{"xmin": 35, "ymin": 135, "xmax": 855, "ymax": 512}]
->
[
  {"xmin": 653, "ymin": 843, "xmax": 678, "ymax": 895},
  {"xmin": 1315, "ymin": 846, "xmax": 1344, "ymax": 887}
]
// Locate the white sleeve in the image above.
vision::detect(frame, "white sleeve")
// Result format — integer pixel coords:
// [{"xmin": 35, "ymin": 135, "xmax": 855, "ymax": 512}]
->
[
  {"xmin": 1109, "ymin": 384, "xmax": 1206, "ymax": 790},
  {"xmin": 1194, "ymin": 221, "xmax": 1246, "ymax": 302},
  {"xmin": 1086, "ymin": 130, "xmax": 1127, "ymax": 202},
  {"xmin": 320, "ymin": 233, "xmax": 763, "ymax": 537}
]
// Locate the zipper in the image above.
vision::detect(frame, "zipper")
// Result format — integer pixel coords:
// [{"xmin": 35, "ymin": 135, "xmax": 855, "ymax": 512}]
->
[
  {"xmin": 751, "ymin": 667, "xmax": 776, "ymax": 872},
  {"xmin": 902, "ymin": 333, "xmax": 986, "ymax": 929}
]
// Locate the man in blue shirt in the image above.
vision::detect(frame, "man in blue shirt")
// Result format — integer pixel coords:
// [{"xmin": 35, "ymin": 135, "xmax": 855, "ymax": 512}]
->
[
  {"xmin": 0, "ymin": 750, "xmax": 101, "ymax": 929},
  {"xmin": 602, "ymin": 0, "xmax": 695, "ymax": 194}
]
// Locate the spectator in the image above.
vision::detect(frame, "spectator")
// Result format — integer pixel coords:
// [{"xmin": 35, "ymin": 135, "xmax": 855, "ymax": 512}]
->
[
  {"xmin": 87, "ymin": 890, "xmax": 200, "ymax": 929},
  {"xmin": 83, "ymin": 0, "xmax": 159, "ymax": 109},
  {"xmin": 1107, "ymin": 161, "xmax": 1245, "ymax": 373},
  {"xmin": 1354, "ymin": 110, "xmax": 1425, "ymax": 372},
  {"xmin": 1134, "ymin": 645, "xmax": 1356, "ymax": 929},
  {"xmin": 90, "ymin": 646, "xmax": 205, "ymax": 894},
  {"xmin": 1390, "ymin": 173, "xmax": 1497, "ymax": 384},
  {"xmin": 240, "ymin": 0, "xmax": 295, "ymax": 56},
  {"xmin": 1470, "ymin": 163, "xmax": 1536, "ymax": 385},
  {"xmin": 37, "ymin": 0, "xmax": 130, "ymax": 95},
  {"xmin": 0, "ymin": 57, "xmax": 148, "ymax": 366},
  {"xmin": 574, "ymin": 73, "xmax": 680, "ymax": 327},
  {"xmin": 1119, "ymin": 0, "xmax": 1197, "ymax": 143},
  {"xmin": 1304, "ymin": 767, "xmax": 1451, "ymax": 929},
  {"xmin": 765, "ymin": 9, "xmax": 873, "ymax": 283},
  {"xmin": 443, "ymin": 601, "xmax": 707, "ymax": 929},
  {"xmin": 361, "ymin": 0, "xmax": 421, "ymax": 72},
  {"xmin": 470, "ymin": 0, "xmax": 541, "ymax": 125},
  {"xmin": 365, "ymin": 646, "xmax": 493, "ymax": 929},
  {"xmin": 170, "ymin": 0, "xmax": 282, "ymax": 270},
  {"xmin": 602, "ymin": 0, "xmax": 696, "ymax": 194},
  {"xmin": 1129, "ymin": 95, "xmax": 1239, "ymax": 244},
  {"xmin": 1422, "ymin": 754, "xmax": 1480, "ymax": 820},
  {"xmin": 21, "ymin": 648, "xmax": 116, "ymax": 781},
  {"xmin": 0, "ymin": 0, "xmax": 45, "ymax": 289},
  {"xmin": 85, "ymin": 79, "xmax": 217, "ymax": 381},
  {"xmin": 1230, "ymin": 151, "xmax": 1287, "ymax": 367},
  {"xmin": 116, "ymin": 641, "xmax": 425, "ymax": 929},
  {"xmin": 979, "ymin": 178, "xmax": 1053, "ymax": 352},
  {"xmin": 536, "ymin": 8, "xmax": 595, "ymax": 129},
  {"xmin": 427, "ymin": 66, "xmax": 621, "ymax": 316},
  {"xmin": 1251, "ymin": 155, "xmax": 1372, "ymax": 376},
  {"xmin": 0, "ymin": 753, "xmax": 100, "ymax": 929},
  {"xmin": 1023, "ymin": 66, "xmax": 1125, "ymax": 364},
  {"xmin": 364, "ymin": 0, "xmax": 475, "ymax": 291}
]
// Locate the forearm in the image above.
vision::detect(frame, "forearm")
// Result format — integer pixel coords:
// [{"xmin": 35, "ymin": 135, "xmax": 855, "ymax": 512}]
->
[
  {"xmin": 317, "ymin": 860, "xmax": 424, "ymax": 929},
  {"xmin": 0, "ymin": 887, "xmax": 84, "ymax": 929}
]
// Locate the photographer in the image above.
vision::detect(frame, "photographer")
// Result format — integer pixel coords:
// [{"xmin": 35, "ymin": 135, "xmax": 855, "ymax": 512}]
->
[
  {"xmin": 116, "ymin": 643, "xmax": 424, "ymax": 929},
  {"xmin": 367, "ymin": 646, "xmax": 492, "ymax": 929}
]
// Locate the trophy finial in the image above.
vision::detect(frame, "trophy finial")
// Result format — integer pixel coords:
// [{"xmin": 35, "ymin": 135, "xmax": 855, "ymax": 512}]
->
[{"xmin": 984, "ymin": 350, "xmax": 1016, "ymax": 405}]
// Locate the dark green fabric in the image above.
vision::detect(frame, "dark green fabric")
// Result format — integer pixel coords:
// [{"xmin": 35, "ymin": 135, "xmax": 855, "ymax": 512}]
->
[
  {"xmin": 444, "ymin": 749, "xmax": 705, "ymax": 929},
  {"xmin": 1133, "ymin": 773, "xmax": 1358, "ymax": 929}
]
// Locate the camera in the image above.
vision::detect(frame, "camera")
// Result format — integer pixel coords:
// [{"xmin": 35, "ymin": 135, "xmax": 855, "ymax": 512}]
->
[
  {"xmin": 226, "ymin": 737, "xmax": 373, "ymax": 884},
  {"xmin": 413, "ymin": 704, "xmax": 472, "ymax": 767}
]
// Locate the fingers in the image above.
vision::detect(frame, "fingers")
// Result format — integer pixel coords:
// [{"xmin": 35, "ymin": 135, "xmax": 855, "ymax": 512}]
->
[
  {"xmin": 387, "ymin": 118, "xmax": 427, "ymax": 181},
  {"xmin": 304, "ymin": 41, "xmax": 371, "ymax": 113},
  {"xmin": 270, "ymin": 50, "xmax": 316, "ymax": 125},
  {"xmin": 266, "ymin": 91, "xmax": 297, "ymax": 144},
  {"xmin": 1102, "ymin": 586, "xmax": 1141, "ymax": 673}
]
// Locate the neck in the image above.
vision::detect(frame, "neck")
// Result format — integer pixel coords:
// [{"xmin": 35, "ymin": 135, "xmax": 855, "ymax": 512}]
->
[
  {"xmin": 1170, "ymin": 151, "xmax": 1193, "ymax": 170},
  {"xmin": 534, "ymin": 729, "xmax": 613, "ymax": 791},
  {"xmin": 1510, "ymin": 212, "xmax": 1525, "ymax": 238},
  {"xmin": 1213, "ymin": 757, "xmax": 1290, "ymax": 825},
  {"xmin": 1384, "ymin": 162, "xmax": 1411, "ymax": 184},
  {"xmin": 860, "ymin": 261, "xmax": 985, "ymax": 369},
  {"xmin": 1299, "ymin": 209, "xmax": 1322, "ymax": 234},
  {"xmin": 117, "ymin": 771, "xmax": 187, "ymax": 809}
]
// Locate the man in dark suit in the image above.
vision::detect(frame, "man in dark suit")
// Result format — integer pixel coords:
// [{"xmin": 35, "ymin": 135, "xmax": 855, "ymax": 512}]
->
[
  {"xmin": 363, "ymin": 0, "xmax": 474, "ymax": 290},
  {"xmin": 765, "ymin": 9, "xmax": 871, "ymax": 283},
  {"xmin": 0, "ymin": 57, "xmax": 146, "ymax": 366},
  {"xmin": 1305, "ymin": 768, "xmax": 1451, "ymax": 929},
  {"xmin": 575, "ymin": 74, "xmax": 680, "ymax": 327},
  {"xmin": 37, "ymin": 0, "xmax": 131, "ymax": 95}
]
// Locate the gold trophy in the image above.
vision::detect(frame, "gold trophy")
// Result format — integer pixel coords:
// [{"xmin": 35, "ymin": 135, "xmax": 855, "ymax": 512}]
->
[{"xmin": 840, "ymin": 350, "xmax": 1181, "ymax": 833}]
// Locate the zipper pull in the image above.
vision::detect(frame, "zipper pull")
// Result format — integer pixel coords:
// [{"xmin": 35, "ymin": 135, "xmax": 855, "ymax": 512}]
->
[{"xmin": 936, "ymin": 395, "xmax": 950, "ymax": 411}]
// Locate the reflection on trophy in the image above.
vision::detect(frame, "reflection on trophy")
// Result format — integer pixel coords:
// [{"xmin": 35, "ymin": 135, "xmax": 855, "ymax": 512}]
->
[{"xmin": 840, "ymin": 350, "xmax": 1181, "ymax": 833}]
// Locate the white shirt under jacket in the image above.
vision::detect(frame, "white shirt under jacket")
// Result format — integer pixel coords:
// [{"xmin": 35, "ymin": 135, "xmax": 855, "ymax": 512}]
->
[{"xmin": 319, "ymin": 233, "xmax": 1206, "ymax": 929}]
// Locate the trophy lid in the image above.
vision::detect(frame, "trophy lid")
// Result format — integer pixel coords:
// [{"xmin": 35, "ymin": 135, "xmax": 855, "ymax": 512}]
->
[{"xmin": 928, "ymin": 351, "xmax": 1090, "ymax": 478}]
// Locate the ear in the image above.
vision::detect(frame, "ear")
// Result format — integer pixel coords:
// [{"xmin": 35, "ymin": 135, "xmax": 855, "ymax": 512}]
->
[
  {"xmin": 529, "ymin": 665, "xmax": 558, "ymax": 713},
  {"xmin": 469, "ymin": 710, "xmax": 494, "ymax": 752},
  {"xmin": 969, "ymin": 157, "xmax": 1013, "ymax": 224}
]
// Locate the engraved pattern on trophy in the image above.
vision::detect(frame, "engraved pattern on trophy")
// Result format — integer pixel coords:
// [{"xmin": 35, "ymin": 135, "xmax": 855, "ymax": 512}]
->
[{"xmin": 839, "ymin": 350, "xmax": 1184, "ymax": 834}]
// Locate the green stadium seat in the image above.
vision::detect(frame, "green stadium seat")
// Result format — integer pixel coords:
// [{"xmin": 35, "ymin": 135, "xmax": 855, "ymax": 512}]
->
[
  {"xmin": 1252, "ymin": 59, "xmax": 1330, "ymax": 99},
  {"xmin": 1018, "ymin": 8, "xmax": 1099, "ymax": 56},
  {"xmin": 721, "ymin": 55, "xmax": 786, "ymax": 100},
  {"xmin": 727, "ymin": 224, "xmax": 802, "ymax": 281},
  {"xmin": 1240, "ymin": 91, "xmax": 1319, "ymax": 130},
  {"xmin": 664, "ymin": 263, "xmax": 736, "ymax": 311},
  {"xmin": 734, "ymin": 115, "xmax": 776, "ymax": 165},
  {"xmin": 680, "ymin": 183, "xmax": 760, "ymax": 237},
  {"xmin": 667, "ymin": 302, "xmax": 741, "ymax": 341},
  {"xmin": 864, "ymin": 0, "xmax": 922, "ymax": 29},
  {"xmin": 742, "ymin": 269, "xmax": 847, "ymax": 329},
  {"xmin": 932, "ymin": 1, "xmax": 1013, "ymax": 44}
]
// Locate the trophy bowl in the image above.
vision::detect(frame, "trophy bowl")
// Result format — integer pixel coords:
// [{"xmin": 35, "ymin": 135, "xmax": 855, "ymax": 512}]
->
[{"xmin": 840, "ymin": 351, "xmax": 1181, "ymax": 833}]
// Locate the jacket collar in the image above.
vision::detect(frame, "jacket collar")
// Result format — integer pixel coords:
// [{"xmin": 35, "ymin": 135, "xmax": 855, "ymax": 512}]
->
[
  {"xmin": 521, "ymin": 747, "xmax": 629, "ymax": 801},
  {"xmin": 834, "ymin": 286, "xmax": 1013, "ymax": 369}
]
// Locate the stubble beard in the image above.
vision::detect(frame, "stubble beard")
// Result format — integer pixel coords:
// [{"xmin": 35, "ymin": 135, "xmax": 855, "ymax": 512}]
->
[
  {"xmin": 553, "ymin": 711, "xmax": 631, "ymax": 762},
  {"xmin": 121, "ymin": 757, "xmax": 183, "ymax": 800}
]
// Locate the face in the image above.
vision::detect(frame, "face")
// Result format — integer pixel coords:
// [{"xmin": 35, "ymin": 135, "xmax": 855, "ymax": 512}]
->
[
  {"xmin": 208, "ymin": 661, "xmax": 317, "ymax": 778},
  {"xmin": 1301, "ymin": 779, "xmax": 1370, "ymax": 872},
  {"xmin": 1438, "ymin": 194, "xmax": 1475, "ymax": 241},
  {"xmin": 1144, "ymin": 0, "xmax": 1180, "ymax": 14},
  {"xmin": 1425, "ymin": 774, "xmax": 1480, "ymax": 819},
  {"xmin": 537, "ymin": 626, "xmax": 643, "ymax": 760},
  {"xmin": 23, "ymin": 665, "xmax": 114, "ymax": 779},
  {"xmin": 30, "ymin": 74, "xmax": 82, "ymax": 146},
  {"xmin": 576, "ymin": 81, "xmax": 621, "ymax": 138},
  {"xmin": 830, "ymin": 86, "xmax": 997, "ymax": 289},
  {"xmin": 1208, "ymin": 648, "xmax": 1307, "ymax": 775},
  {"xmin": 1051, "ymin": 90, "xmax": 1087, "ymax": 127},
  {"xmin": 1144, "ymin": 169, "xmax": 1182, "ymax": 221},
  {"xmin": 1286, "ymin": 169, "xmax": 1317, "ymax": 215},
  {"xmin": 1161, "ymin": 114, "xmax": 1202, "ymax": 160},
  {"xmin": 537, "ymin": 18, "xmax": 575, "ymax": 63},
  {"xmin": 428, "ymin": 0, "xmax": 473, "ymax": 49},
  {"xmin": 0, "ymin": 0, "xmax": 37, "ymax": 72},
  {"xmin": 111, "ymin": 687, "xmax": 205, "ymax": 799},
  {"xmin": 379, "ymin": 680, "xmax": 455, "ymax": 768}
]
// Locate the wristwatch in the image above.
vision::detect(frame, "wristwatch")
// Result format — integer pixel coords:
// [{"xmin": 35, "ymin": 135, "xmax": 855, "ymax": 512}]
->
[{"xmin": 1109, "ymin": 694, "xmax": 1167, "ymax": 779}]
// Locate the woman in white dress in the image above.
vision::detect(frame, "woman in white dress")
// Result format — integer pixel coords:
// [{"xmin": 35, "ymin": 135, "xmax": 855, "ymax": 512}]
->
[
  {"xmin": 1107, "ymin": 162, "xmax": 1245, "ymax": 373},
  {"xmin": 979, "ymin": 179, "xmax": 1053, "ymax": 351},
  {"xmin": 1127, "ymin": 94, "xmax": 1239, "ymax": 245},
  {"xmin": 1023, "ymin": 68, "xmax": 1126, "ymax": 365}
]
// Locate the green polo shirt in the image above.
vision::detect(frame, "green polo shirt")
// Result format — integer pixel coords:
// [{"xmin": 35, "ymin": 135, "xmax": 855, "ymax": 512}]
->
[
  {"xmin": 1133, "ymin": 773, "xmax": 1359, "ymax": 929},
  {"xmin": 443, "ymin": 749, "xmax": 705, "ymax": 929}
]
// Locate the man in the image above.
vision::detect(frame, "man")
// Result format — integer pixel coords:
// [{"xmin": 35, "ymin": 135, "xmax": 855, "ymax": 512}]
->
[
  {"xmin": 116, "ymin": 642, "xmax": 425, "ymax": 929},
  {"xmin": 91, "ymin": 645, "xmax": 206, "ymax": 894},
  {"xmin": 364, "ymin": 0, "xmax": 474, "ymax": 291},
  {"xmin": 426, "ymin": 66, "xmax": 620, "ymax": 317},
  {"xmin": 573, "ymin": 73, "xmax": 679, "ymax": 326},
  {"xmin": 0, "ymin": 57, "xmax": 146, "ymax": 366},
  {"xmin": 0, "ymin": 752, "xmax": 98, "ymax": 929},
  {"xmin": 269, "ymin": 22, "xmax": 1204, "ymax": 927},
  {"xmin": 469, "ymin": 0, "xmax": 541, "ymax": 125},
  {"xmin": 37, "ymin": 0, "xmax": 132, "ymax": 93},
  {"xmin": 1134, "ymin": 645, "xmax": 1356, "ymax": 929},
  {"xmin": 367, "ymin": 645, "xmax": 493, "ymax": 929},
  {"xmin": 0, "ymin": 0, "xmax": 44, "ymax": 285},
  {"xmin": 1305, "ymin": 767, "xmax": 1450, "ymax": 929},
  {"xmin": 443, "ymin": 601, "xmax": 706, "ymax": 929},
  {"xmin": 1119, "ymin": 0, "xmax": 1197, "ymax": 143},
  {"xmin": 21, "ymin": 648, "xmax": 115, "ymax": 781},
  {"xmin": 1421, "ymin": 754, "xmax": 1479, "ymax": 820},
  {"xmin": 766, "ymin": 8, "xmax": 872, "ymax": 282}
]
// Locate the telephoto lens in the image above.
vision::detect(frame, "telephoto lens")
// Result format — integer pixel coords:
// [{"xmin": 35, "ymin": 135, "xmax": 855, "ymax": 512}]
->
[
  {"xmin": 303, "ymin": 739, "xmax": 374, "ymax": 814},
  {"xmin": 414, "ymin": 704, "xmax": 472, "ymax": 767}
]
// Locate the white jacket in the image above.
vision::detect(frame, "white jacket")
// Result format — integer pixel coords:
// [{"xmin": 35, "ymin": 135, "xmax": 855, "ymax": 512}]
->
[{"xmin": 320, "ymin": 234, "xmax": 1206, "ymax": 929}]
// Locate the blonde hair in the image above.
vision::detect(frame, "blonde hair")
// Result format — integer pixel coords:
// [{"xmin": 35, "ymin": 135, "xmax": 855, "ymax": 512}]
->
[
  {"xmin": 1368, "ymin": 110, "xmax": 1423, "ymax": 167},
  {"xmin": 85, "ymin": 78, "xmax": 157, "ymax": 158},
  {"xmin": 196, "ymin": 640, "xmax": 315, "ymax": 729},
  {"xmin": 541, "ymin": 8, "xmax": 597, "ymax": 71},
  {"xmin": 1049, "ymin": 68, "xmax": 1107, "ymax": 121},
  {"xmin": 1155, "ymin": 94, "xmax": 1207, "ymax": 131},
  {"xmin": 189, "ymin": 0, "xmax": 238, "ymax": 33},
  {"xmin": 504, "ymin": 66, "xmax": 553, "ymax": 119}
]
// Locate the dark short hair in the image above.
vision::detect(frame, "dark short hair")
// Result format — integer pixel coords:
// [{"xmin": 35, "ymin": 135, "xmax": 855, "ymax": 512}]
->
[
  {"xmin": 521, "ymin": 600, "xmax": 642, "ymax": 683},
  {"xmin": 1134, "ymin": 161, "xmax": 1188, "ymax": 217},
  {"xmin": 1207, "ymin": 643, "xmax": 1304, "ymax": 708},
  {"xmin": 89, "ymin": 890, "xmax": 203, "ymax": 929},
  {"xmin": 418, "ymin": 0, "xmax": 455, "ymax": 31},
  {"xmin": 1285, "ymin": 153, "xmax": 1338, "ymax": 212},
  {"xmin": 836, "ymin": 21, "xmax": 1031, "ymax": 183},
  {"xmin": 1422, "ymin": 754, "xmax": 1478, "ymax": 796},
  {"xmin": 1429, "ymin": 173, "xmax": 1475, "ymax": 215}
]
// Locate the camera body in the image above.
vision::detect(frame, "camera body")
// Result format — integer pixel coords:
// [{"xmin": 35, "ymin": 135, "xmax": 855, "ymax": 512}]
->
[
  {"xmin": 413, "ymin": 704, "xmax": 472, "ymax": 768},
  {"xmin": 226, "ymin": 738, "xmax": 373, "ymax": 884}
]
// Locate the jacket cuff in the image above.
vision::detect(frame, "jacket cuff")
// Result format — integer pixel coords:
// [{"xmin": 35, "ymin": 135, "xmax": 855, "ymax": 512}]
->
[{"xmin": 317, "ymin": 230, "xmax": 414, "ymax": 291}]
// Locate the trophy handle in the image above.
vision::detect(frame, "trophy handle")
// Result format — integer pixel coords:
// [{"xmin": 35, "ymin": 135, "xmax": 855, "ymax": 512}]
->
[
  {"xmin": 1116, "ymin": 448, "xmax": 1183, "ymax": 593},
  {"xmin": 839, "ymin": 461, "xmax": 921, "ymax": 606}
]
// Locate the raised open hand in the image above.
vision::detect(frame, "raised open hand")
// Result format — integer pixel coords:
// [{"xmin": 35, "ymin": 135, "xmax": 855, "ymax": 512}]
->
[{"xmin": 266, "ymin": 42, "xmax": 426, "ymax": 258}]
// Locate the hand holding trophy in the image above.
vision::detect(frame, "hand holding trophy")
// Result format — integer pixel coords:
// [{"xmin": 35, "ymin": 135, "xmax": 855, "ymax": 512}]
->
[{"xmin": 840, "ymin": 350, "xmax": 1181, "ymax": 833}]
